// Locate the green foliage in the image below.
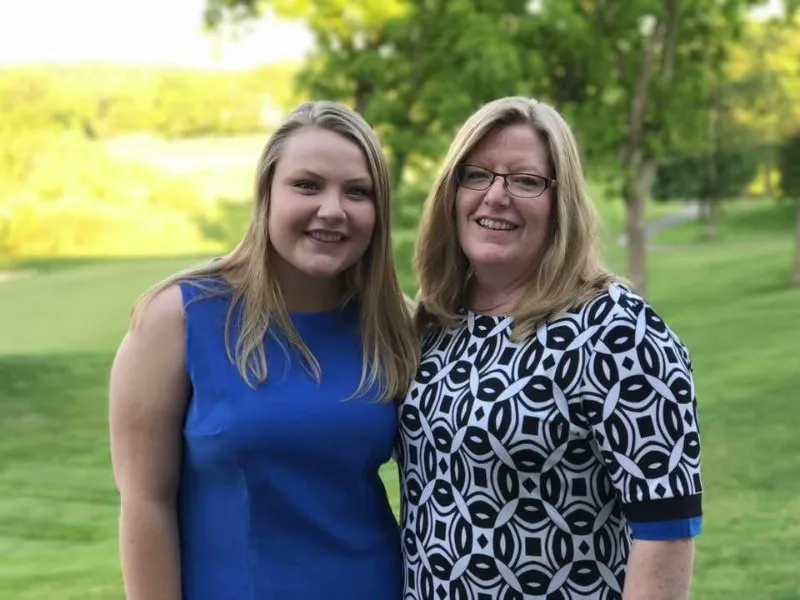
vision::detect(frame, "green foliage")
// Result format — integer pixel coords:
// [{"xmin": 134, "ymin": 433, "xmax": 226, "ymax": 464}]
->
[
  {"xmin": 0, "ymin": 131, "xmax": 222, "ymax": 259},
  {"xmin": 652, "ymin": 148, "xmax": 760, "ymax": 201},
  {"xmin": 777, "ymin": 132, "xmax": 800, "ymax": 198},
  {"xmin": 724, "ymin": 13, "xmax": 800, "ymax": 150},
  {"xmin": 0, "ymin": 61, "xmax": 304, "ymax": 260},
  {"xmin": 205, "ymin": 0, "xmax": 770, "ymax": 199},
  {"xmin": 0, "ymin": 62, "xmax": 300, "ymax": 139},
  {"xmin": 207, "ymin": 0, "xmax": 533, "ymax": 187},
  {"xmin": 392, "ymin": 178, "xmax": 431, "ymax": 229}
]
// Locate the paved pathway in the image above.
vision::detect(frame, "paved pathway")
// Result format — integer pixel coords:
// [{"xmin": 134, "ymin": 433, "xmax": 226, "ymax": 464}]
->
[{"xmin": 616, "ymin": 202, "xmax": 701, "ymax": 250}]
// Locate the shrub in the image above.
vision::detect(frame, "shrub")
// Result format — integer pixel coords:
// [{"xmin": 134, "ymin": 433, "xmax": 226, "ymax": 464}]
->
[
  {"xmin": 653, "ymin": 148, "xmax": 760, "ymax": 201},
  {"xmin": 0, "ymin": 132, "xmax": 222, "ymax": 259}
]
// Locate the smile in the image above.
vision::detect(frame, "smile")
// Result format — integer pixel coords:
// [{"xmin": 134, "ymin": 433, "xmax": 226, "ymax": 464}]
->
[
  {"xmin": 477, "ymin": 218, "xmax": 517, "ymax": 231},
  {"xmin": 307, "ymin": 230, "xmax": 345, "ymax": 243}
]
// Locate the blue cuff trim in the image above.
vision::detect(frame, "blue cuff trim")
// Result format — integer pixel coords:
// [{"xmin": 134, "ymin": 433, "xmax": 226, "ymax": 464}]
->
[{"xmin": 629, "ymin": 517, "xmax": 702, "ymax": 541}]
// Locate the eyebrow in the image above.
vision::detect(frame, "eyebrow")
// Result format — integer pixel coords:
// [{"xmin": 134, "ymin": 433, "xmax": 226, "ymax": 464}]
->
[
  {"xmin": 514, "ymin": 166, "xmax": 547, "ymax": 176},
  {"xmin": 468, "ymin": 161, "xmax": 547, "ymax": 177},
  {"xmin": 290, "ymin": 168, "xmax": 372, "ymax": 184}
]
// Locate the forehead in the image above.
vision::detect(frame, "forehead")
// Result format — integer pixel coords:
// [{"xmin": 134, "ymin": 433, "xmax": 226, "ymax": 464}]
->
[
  {"xmin": 467, "ymin": 123, "xmax": 549, "ymax": 172},
  {"xmin": 277, "ymin": 127, "xmax": 371, "ymax": 177}
]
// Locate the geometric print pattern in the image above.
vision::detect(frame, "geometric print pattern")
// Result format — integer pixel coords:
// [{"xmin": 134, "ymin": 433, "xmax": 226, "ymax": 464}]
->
[{"xmin": 398, "ymin": 283, "xmax": 703, "ymax": 599}]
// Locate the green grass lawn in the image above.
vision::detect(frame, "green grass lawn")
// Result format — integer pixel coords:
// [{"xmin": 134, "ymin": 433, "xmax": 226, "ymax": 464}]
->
[
  {"xmin": 650, "ymin": 197, "xmax": 797, "ymax": 247},
  {"xmin": 1, "ymin": 201, "xmax": 798, "ymax": 598},
  {"xmin": 103, "ymin": 133, "xmax": 267, "ymax": 203}
]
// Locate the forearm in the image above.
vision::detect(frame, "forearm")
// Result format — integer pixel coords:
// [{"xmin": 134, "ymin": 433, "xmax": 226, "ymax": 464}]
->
[
  {"xmin": 623, "ymin": 539, "xmax": 694, "ymax": 600},
  {"xmin": 119, "ymin": 498, "xmax": 182, "ymax": 600}
]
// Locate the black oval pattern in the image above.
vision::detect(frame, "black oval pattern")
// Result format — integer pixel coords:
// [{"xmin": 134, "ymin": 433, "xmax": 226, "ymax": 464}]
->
[{"xmin": 398, "ymin": 284, "xmax": 703, "ymax": 599}]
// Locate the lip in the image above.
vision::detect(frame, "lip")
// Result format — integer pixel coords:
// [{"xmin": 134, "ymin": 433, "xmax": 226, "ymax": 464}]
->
[
  {"xmin": 474, "ymin": 216, "xmax": 519, "ymax": 230},
  {"xmin": 305, "ymin": 229, "xmax": 348, "ymax": 242}
]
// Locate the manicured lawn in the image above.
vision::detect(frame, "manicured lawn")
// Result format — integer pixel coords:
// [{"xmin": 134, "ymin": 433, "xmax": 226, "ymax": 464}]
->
[
  {"xmin": 1, "ymin": 201, "xmax": 798, "ymax": 598},
  {"xmin": 650, "ymin": 197, "xmax": 796, "ymax": 247}
]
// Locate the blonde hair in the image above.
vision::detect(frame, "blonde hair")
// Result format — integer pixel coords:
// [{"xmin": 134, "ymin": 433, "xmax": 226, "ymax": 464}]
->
[
  {"xmin": 414, "ymin": 96, "xmax": 617, "ymax": 338},
  {"xmin": 132, "ymin": 100, "xmax": 419, "ymax": 402}
]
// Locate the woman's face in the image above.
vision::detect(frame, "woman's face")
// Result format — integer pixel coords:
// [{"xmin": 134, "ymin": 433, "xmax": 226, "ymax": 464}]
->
[
  {"xmin": 455, "ymin": 123, "xmax": 554, "ymax": 288},
  {"xmin": 267, "ymin": 127, "xmax": 376, "ymax": 289}
]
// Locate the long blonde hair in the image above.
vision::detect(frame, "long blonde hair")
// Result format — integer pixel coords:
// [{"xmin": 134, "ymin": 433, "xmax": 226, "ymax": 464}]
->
[
  {"xmin": 132, "ymin": 100, "xmax": 419, "ymax": 401},
  {"xmin": 414, "ymin": 96, "xmax": 616, "ymax": 338}
]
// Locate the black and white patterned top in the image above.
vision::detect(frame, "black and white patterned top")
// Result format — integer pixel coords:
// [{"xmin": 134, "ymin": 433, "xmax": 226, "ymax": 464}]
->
[{"xmin": 398, "ymin": 283, "xmax": 703, "ymax": 600}]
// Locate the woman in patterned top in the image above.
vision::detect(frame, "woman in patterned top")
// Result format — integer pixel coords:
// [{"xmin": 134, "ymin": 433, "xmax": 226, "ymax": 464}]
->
[{"xmin": 398, "ymin": 97, "xmax": 703, "ymax": 600}]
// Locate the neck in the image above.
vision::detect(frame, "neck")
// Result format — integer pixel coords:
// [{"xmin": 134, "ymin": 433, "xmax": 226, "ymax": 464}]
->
[
  {"xmin": 468, "ymin": 269, "xmax": 529, "ymax": 315},
  {"xmin": 274, "ymin": 263, "xmax": 345, "ymax": 313}
]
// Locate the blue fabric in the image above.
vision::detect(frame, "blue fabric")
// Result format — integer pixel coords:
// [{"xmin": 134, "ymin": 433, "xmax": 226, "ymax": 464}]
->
[
  {"xmin": 177, "ymin": 280, "xmax": 402, "ymax": 600},
  {"xmin": 629, "ymin": 517, "xmax": 703, "ymax": 541}
]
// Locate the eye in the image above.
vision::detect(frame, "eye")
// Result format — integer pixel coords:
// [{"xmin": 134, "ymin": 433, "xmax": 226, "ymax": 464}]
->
[
  {"xmin": 511, "ymin": 175, "xmax": 543, "ymax": 191},
  {"xmin": 347, "ymin": 186, "xmax": 373, "ymax": 199},
  {"xmin": 465, "ymin": 168, "xmax": 491, "ymax": 182},
  {"xmin": 293, "ymin": 180, "xmax": 320, "ymax": 192}
]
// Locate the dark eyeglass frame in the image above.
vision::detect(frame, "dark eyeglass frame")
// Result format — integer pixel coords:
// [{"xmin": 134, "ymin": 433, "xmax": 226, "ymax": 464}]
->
[{"xmin": 455, "ymin": 164, "xmax": 557, "ymax": 199}]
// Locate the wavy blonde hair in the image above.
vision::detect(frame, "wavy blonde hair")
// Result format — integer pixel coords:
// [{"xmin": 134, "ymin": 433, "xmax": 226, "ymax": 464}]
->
[
  {"xmin": 132, "ymin": 100, "xmax": 419, "ymax": 402},
  {"xmin": 414, "ymin": 96, "xmax": 617, "ymax": 338}
]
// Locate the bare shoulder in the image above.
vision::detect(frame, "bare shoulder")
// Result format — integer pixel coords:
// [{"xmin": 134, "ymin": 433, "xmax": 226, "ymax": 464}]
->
[
  {"xmin": 130, "ymin": 283, "xmax": 185, "ymax": 335},
  {"xmin": 110, "ymin": 283, "xmax": 189, "ymax": 501},
  {"xmin": 110, "ymin": 283, "xmax": 189, "ymax": 417}
]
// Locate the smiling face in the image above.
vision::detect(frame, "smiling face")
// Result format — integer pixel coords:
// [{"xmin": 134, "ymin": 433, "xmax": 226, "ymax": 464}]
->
[
  {"xmin": 267, "ymin": 127, "xmax": 376, "ymax": 300},
  {"xmin": 455, "ymin": 123, "xmax": 553, "ymax": 289}
]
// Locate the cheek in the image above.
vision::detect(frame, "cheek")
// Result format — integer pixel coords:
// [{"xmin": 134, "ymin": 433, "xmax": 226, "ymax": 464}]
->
[
  {"xmin": 349, "ymin": 202, "xmax": 377, "ymax": 239},
  {"xmin": 267, "ymin": 191, "xmax": 312, "ymax": 235},
  {"xmin": 267, "ymin": 191, "xmax": 292, "ymax": 231},
  {"xmin": 521, "ymin": 195, "xmax": 553, "ymax": 231},
  {"xmin": 455, "ymin": 191, "xmax": 478, "ymax": 230},
  {"xmin": 454, "ymin": 192, "xmax": 474, "ymax": 247}
]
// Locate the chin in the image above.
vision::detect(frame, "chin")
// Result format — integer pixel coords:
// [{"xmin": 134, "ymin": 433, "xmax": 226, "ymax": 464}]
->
[
  {"xmin": 299, "ymin": 256, "xmax": 358, "ymax": 279},
  {"xmin": 298, "ymin": 265, "xmax": 345, "ymax": 279},
  {"xmin": 468, "ymin": 250, "xmax": 515, "ymax": 267}
]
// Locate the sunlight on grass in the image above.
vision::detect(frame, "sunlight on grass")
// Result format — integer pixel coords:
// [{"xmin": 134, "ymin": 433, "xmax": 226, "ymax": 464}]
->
[{"xmin": 1, "ymin": 199, "xmax": 798, "ymax": 598}]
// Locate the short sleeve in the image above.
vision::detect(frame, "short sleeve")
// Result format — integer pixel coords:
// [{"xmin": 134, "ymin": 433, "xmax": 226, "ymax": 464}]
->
[{"xmin": 580, "ymin": 286, "xmax": 703, "ymax": 541}]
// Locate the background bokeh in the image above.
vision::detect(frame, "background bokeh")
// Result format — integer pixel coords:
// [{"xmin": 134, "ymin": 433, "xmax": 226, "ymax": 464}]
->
[{"xmin": 1, "ymin": 0, "xmax": 798, "ymax": 598}]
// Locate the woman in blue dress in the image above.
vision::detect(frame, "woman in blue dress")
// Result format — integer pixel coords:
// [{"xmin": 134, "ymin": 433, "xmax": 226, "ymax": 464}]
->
[{"xmin": 108, "ymin": 100, "xmax": 419, "ymax": 599}]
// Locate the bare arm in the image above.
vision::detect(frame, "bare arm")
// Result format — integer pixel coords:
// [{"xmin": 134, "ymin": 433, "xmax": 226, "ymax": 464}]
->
[
  {"xmin": 109, "ymin": 285, "xmax": 189, "ymax": 600},
  {"xmin": 624, "ymin": 539, "xmax": 695, "ymax": 600}
]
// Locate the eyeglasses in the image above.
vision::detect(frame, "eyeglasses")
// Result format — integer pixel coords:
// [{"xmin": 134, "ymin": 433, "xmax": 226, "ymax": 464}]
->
[{"xmin": 455, "ymin": 164, "xmax": 557, "ymax": 199}]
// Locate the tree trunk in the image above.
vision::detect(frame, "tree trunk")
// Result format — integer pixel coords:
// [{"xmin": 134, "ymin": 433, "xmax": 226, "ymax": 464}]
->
[
  {"xmin": 705, "ymin": 61, "xmax": 720, "ymax": 241},
  {"xmin": 624, "ymin": 159, "xmax": 657, "ymax": 296},
  {"xmin": 699, "ymin": 198, "xmax": 710, "ymax": 224},
  {"xmin": 391, "ymin": 151, "xmax": 408, "ymax": 193},
  {"xmin": 390, "ymin": 151, "xmax": 408, "ymax": 224},
  {"xmin": 619, "ymin": 0, "xmax": 678, "ymax": 297},
  {"xmin": 354, "ymin": 79, "xmax": 372, "ymax": 116},
  {"xmin": 794, "ymin": 198, "xmax": 800, "ymax": 285},
  {"xmin": 763, "ymin": 165, "xmax": 775, "ymax": 198},
  {"xmin": 707, "ymin": 198, "xmax": 719, "ymax": 240}
]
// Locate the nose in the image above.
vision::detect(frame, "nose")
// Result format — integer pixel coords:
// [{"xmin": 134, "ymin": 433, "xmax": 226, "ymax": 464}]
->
[
  {"xmin": 483, "ymin": 176, "xmax": 510, "ymax": 207},
  {"xmin": 316, "ymin": 189, "xmax": 347, "ymax": 221}
]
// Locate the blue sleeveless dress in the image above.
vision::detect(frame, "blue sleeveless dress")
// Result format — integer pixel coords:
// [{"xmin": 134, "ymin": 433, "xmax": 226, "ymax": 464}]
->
[{"xmin": 177, "ymin": 280, "xmax": 402, "ymax": 599}]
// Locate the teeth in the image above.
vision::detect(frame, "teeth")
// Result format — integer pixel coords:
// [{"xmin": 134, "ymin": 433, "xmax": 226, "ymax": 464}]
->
[
  {"xmin": 309, "ymin": 231, "xmax": 344, "ymax": 242},
  {"xmin": 478, "ymin": 218, "xmax": 515, "ymax": 231}
]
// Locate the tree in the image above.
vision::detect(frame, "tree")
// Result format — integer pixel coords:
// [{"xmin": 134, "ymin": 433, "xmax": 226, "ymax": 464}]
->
[
  {"xmin": 206, "ymin": 0, "xmax": 767, "ymax": 296},
  {"xmin": 777, "ymin": 132, "xmax": 800, "ymax": 285},
  {"xmin": 205, "ymin": 0, "xmax": 530, "ymax": 196},
  {"xmin": 518, "ymin": 0, "xmax": 766, "ymax": 296},
  {"xmin": 723, "ymin": 11, "xmax": 800, "ymax": 196},
  {"xmin": 652, "ymin": 149, "xmax": 759, "ymax": 205}
]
